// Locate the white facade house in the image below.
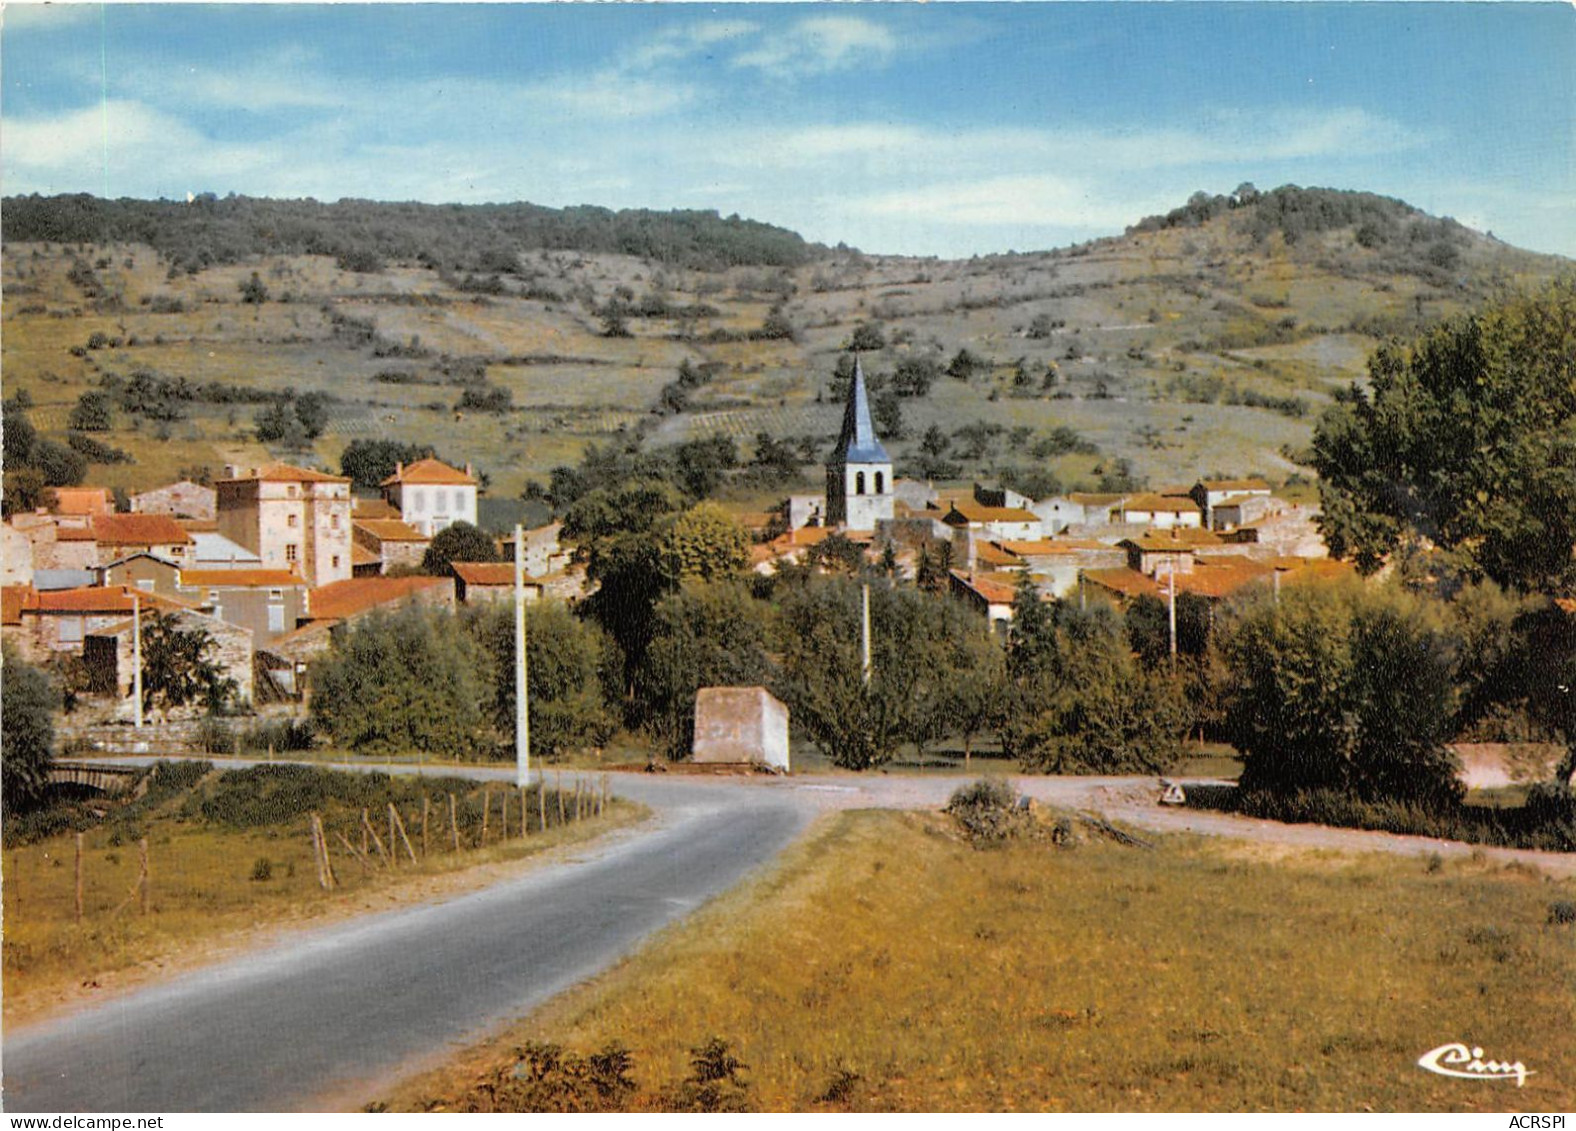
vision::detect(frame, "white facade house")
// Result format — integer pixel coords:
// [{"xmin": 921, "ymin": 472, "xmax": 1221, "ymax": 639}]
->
[{"xmin": 380, "ymin": 459, "xmax": 480, "ymax": 537}]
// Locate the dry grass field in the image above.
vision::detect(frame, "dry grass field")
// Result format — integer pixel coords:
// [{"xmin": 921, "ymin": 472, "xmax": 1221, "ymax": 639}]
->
[
  {"xmin": 387, "ymin": 808, "xmax": 1576, "ymax": 1113},
  {"xmin": 2, "ymin": 766, "xmax": 643, "ymax": 1027}
]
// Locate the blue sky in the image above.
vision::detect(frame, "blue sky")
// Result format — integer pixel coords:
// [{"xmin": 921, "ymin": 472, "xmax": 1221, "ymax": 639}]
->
[{"xmin": 4, "ymin": 3, "xmax": 1572, "ymax": 258}]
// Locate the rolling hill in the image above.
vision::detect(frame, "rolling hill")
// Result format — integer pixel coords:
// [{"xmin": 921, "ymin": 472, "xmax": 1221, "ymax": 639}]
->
[{"xmin": 2, "ymin": 185, "xmax": 1568, "ymax": 514}]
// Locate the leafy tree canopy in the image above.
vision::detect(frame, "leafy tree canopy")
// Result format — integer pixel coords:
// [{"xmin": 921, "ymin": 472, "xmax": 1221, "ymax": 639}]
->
[{"xmin": 1312, "ymin": 278, "xmax": 1576, "ymax": 591}]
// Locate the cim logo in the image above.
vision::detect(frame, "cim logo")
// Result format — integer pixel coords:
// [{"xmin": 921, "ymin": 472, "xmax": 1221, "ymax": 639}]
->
[{"xmin": 1417, "ymin": 1042, "xmax": 1533, "ymax": 1087}]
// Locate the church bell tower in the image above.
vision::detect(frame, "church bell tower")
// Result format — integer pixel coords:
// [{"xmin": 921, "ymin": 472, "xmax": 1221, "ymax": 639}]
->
[{"xmin": 826, "ymin": 358, "xmax": 894, "ymax": 530}]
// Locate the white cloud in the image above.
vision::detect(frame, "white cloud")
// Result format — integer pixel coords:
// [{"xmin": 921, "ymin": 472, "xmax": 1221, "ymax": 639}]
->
[
  {"xmin": 732, "ymin": 15, "xmax": 898, "ymax": 77},
  {"xmin": 848, "ymin": 174, "xmax": 1165, "ymax": 230},
  {"xmin": 2, "ymin": 3, "xmax": 102, "ymax": 32},
  {"xmin": 3, "ymin": 100, "xmax": 277, "ymax": 195}
]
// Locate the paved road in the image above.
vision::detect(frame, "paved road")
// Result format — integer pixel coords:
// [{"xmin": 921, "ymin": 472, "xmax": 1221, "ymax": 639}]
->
[
  {"xmin": 2, "ymin": 773, "xmax": 811, "ymax": 1113},
  {"xmin": 7, "ymin": 764, "xmax": 1572, "ymax": 1112}
]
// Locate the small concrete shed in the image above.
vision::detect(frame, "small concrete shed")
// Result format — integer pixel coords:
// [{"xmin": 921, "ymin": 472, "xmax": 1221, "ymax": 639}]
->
[{"xmin": 692, "ymin": 686, "xmax": 790, "ymax": 772}]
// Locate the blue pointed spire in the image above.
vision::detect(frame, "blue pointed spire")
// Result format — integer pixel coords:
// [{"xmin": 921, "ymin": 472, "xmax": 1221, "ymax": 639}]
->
[{"xmin": 832, "ymin": 357, "xmax": 890, "ymax": 463}]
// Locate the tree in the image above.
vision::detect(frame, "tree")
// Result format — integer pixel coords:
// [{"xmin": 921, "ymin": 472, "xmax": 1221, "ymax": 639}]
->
[
  {"xmin": 564, "ymin": 479, "xmax": 688, "ymax": 699},
  {"xmin": 1000, "ymin": 591, "xmax": 1189, "ymax": 774},
  {"xmin": 310, "ymin": 606, "xmax": 488, "ymax": 759},
  {"xmin": 756, "ymin": 304, "xmax": 796, "ymax": 341},
  {"xmin": 422, "ymin": 521, "xmax": 498, "ymax": 575},
  {"xmin": 27, "ymin": 439, "xmax": 88, "ymax": 488},
  {"xmin": 294, "ymin": 392, "xmax": 330, "ymax": 440},
  {"xmin": 467, "ymin": 601, "xmax": 616, "ymax": 762},
  {"xmin": 1220, "ymin": 581, "xmax": 1461, "ymax": 804},
  {"xmin": 68, "ymin": 390, "xmax": 115, "ymax": 432},
  {"xmin": 660, "ymin": 502, "xmax": 750, "ymax": 585},
  {"xmin": 892, "ymin": 356, "xmax": 941, "ymax": 397},
  {"xmin": 254, "ymin": 400, "xmax": 305, "ymax": 447},
  {"xmin": 2, "ymin": 644, "xmax": 58, "ymax": 812},
  {"xmin": 139, "ymin": 612, "xmax": 239, "ymax": 713},
  {"xmin": 600, "ymin": 307, "xmax": 632, "ymax": 338},
  {"xmin": 1312, "ymin": 279, "xmax": 1576, "ymax": 591},
  {"xmin": 238, "ymin": 270, "xmax": 269, "ymax": 305},
  {"xmin": 3, "ymin": 403, "xmax": 38, "ymax": 467},
  {"xmin": 636, "ymin": 582, "xmax": 773, "ymax": 758},
  {"xmin": 340, "ymin": 439, "xmax": 439, "ymax": 492},
  {"xmin": 775, "ymin": 579, "xmax": 979, "ymax": 770},
  {"xmin": 844, "ymin": 322, "xmax": 885, "ymax": 352}
]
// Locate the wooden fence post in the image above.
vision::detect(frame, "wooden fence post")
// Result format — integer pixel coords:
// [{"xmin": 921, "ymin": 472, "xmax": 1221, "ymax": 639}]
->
[
  {"xmin": 75, "ymin": 833, "xmax": 84, "ymax": 924},
  {"xmin": 334, "ymin": 829, "xmax": 373, "ymax": 874},
  {"xmin": 481, "ymin": 785, "xmax": 491, "ymax": 845},
  {"xmin": 421, "ymin": 795, "xmax": 430, "ymax": 859},
  {"xmin": 499, "ymin": 789, "xmax": 508, "ymax": 840},
  {"xmin": 138, "ymin": 837, "xmax": 150, "ymax": 915},
  {"xmin": 538, "ymin": 784, "xmax": 547, "ymax": 832},
  {"xmin": 520, "ymin": 787, "xmax": 529, "ymax": 839},
  {"xmin": 388, "ymin": 803, "xmax": 418, "ymax": 866},
  {"xmin": 361, "ymin": 808, "xmax": 391, "ymax": 866},
  {"xmin": 315, "ymin": 814, "xmax": 338, "ymax": 890},
  {"xmin": 557, "ymin": 774, "xmax": 566, "ymax": 825},
  {"xmin": 448, "ymin": 792, "xmax": 461, "ymax": 852}
]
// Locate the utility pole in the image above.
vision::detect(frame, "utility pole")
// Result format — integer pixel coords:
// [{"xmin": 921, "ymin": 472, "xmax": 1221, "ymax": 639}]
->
[
  {"xmin": 514, "ymin": 525, "xmax": 530, "ymax": 788},
  {"xmin": 132, "ymin": 591, "xmax": 143, "ymax": 729},
  {"xmin": 861, "ymin": 582, "xmax": 872, "ymax": 685},
  {"xmin": 1167, "ymin": 554, "xmax": 1178, "ymax": 673}
]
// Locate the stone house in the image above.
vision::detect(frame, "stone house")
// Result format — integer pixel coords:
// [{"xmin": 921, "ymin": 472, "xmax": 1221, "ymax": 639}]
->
[
  {"xmin": 450, "ymin": 562, "xmax": 543, "ymax": 605},
  {"xmin": 84, "ymin": 607, "xmax": 254, "ymax": 711},
  {"xmin": 1190, "ymin": 478, "xmax": 1273, "ymax": 528},
  {"xmin": 216, "ymin": 464, "xmax": 353, "ymax": 588},
  {"xmin": 2, "ymin": 522, "xmax": 35, "ymax": 587},
  {"xmin": 90, "ymin": 514, "xmax": 195, "ymax": 569},
  {"xmin": 1112, "ymin": 493, "xmax": 1204, "ymax": 530},
  {"xmin": 352, "ymin": 518, "xmax": 431, "ymax": 574},
  {"xmin": 130, "ymin": 480, "xmax": 218, "ymax": 521}
]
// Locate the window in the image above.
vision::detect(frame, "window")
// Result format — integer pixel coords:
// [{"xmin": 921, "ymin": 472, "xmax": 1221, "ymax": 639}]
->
[
  {"xmin": 287, "ymin": 514, "xmax": 298, "ymax": 528},
  {"xmin": 330, "ymin": 514, "xmax": 340, "ymax": 531},
  {"xmin": 875, "ymin": 471, "xmax": 885, "ymax": 494},
  {"xmin": 136, "ymin": 579, "xmax": 155, "ymax": 592},
  {"xmin": 288, "ymin": 485, "xmax": 298, "ymax": 499},
  {"xmin": 285, "ymin": 544, "xmax": 298, "ymax": 563},
  {"xmin": 59, "ymin": 617, "xmax": 84, "ymax": 644},
  {"xmin": 412, "ymin": 489, "xmax": 426, "ymax": 512},
  {"xmin": 268, "ymin": 604, "xmax": 286, "ymax": 633},
  {"xmin": 331, "ymin": 555, "xmax": 341, "ymax": 569},
  {"xmin": 855, "ymin": 471, "xmax": 866, "ymax": 496}
]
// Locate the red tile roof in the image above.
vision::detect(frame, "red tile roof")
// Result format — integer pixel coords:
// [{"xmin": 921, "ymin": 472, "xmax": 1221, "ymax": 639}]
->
[
  {"xmin": 1119, "ymin": 494, "xmax": 1202, "ymax": 514},
  {"xmin": 380, "ymin": 458, "xmax": 476, "ymax": 487},
  {"xmin": 997, "ymin": 538, "xmax": 1109, "ymax": 555},
  {"xmin": 218, "ymin": 463, "xmax": 349, "ymax": 484},
  {"xmin": 351, "ymin": 544, "xmax": 380, "ymax": 567},
  {"xmin": 353, "ymin": 519, "xmax": 428, "ymax": 542},
  {"xmin": 54, "ymin": 526, "xmax": 99, "ymax": 542},
  {"xmin": 305, "ymin": 575, "xmax": 450, "ymax": 622},
  {"xmin": 452, "ymin": 562, "xmax": 541, "ymax": 587},
  {"xmin": 945, "ymin": 501, "xmax": 1041, "ymax": 525},
  {"xmin": 178, "ymin": 569, "xmax": 306, "ymax": 588},
  {"xmin": 25, "ymin": 585, "xmax": 195, "ymax": 615},
  {"xmin": 352, "ymin": 497, "xmax": 402, "ymax": 520},
  {"xmin": 2, "ymin": 585, "xmax": 31, "ymax": 625},
  {"xmin": 950, "ymin": 570, "xmax": 1019, "ymax": 606},
  {"xmin": 51, "ymin": 487, "xmax": 114, "ymax": 516},
  {"xmin": 1081, "ymin": 568, "xmax": 1161, "ymax": 599},
  {"xmin": 91, "ymin": 514, "xmax": 194, "ymax": 545}
]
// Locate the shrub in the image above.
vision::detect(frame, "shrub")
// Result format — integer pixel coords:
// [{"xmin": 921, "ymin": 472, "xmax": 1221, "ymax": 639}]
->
[
  {"xmin": 945, "ymin": 778, "xmax": 1031, "ymax": 844},
  {"xmin": 250, "ymin": 857, "xmax": 274, "ymax": 882},
  {"xmin": 1548, "ymin": 901, "xmax": 1576, "ymax": 926},
  {"xmin": 664, "ymin": 1037, "xmax": 751, "ymax": 1113}
]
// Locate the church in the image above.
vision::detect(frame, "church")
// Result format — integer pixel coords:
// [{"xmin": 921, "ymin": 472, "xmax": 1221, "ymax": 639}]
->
[{"xmin": 787, "ymin": 358, "xmax": 895, "ymax": 533}]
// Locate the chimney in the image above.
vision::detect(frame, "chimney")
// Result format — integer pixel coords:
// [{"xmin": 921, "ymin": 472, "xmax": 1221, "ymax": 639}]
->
[
  {"xmin": 395, "ymin": 461, "xmax": 403, "ymax": 477},
  {"xmin": 465, "ymin": 462, "xmax": 474, "ymax": 480}
]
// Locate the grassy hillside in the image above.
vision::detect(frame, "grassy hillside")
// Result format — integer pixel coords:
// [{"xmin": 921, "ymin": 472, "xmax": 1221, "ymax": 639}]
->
[{"xmin": 3, "ymin": 186, "xmax": 1567, "ymax": 505}]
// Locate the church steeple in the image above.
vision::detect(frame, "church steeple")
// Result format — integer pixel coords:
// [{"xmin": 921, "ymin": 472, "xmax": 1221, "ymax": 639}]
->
[
  {"xmin": 832, "ymin": 357, "xmax": 890, "ymax": 464},
  {"xmin": 826, "ymin": 356, "xmax": 894, "ymax": 530}
]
